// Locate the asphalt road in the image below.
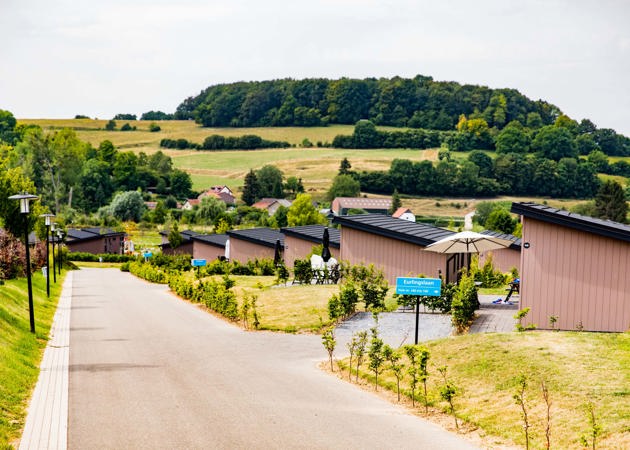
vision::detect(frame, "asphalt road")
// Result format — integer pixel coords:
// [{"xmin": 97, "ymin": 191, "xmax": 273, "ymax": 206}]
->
[{"xmin": 68, "ymin": 269, "xmax": 477, "ymax": 449}]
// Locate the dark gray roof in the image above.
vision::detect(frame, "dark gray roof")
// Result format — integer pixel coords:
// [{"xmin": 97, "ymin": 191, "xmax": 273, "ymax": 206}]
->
[
  {"xmin": 191, "ymin": 233, "xmax": 229, "ymax": 248},
  {"xmin": 67, "ymin": 227, "xmax": 124, "ymax": 242},
  {"xmin": 281, "ymin": 225, "xmax": 340, "ymax": 248},
  {"xmin": 332, "ymin": 214, "xmax": 454, "ymax": 247},
  {"xmin": 480, "ymin": 230, "xmax": 522, "ymax": 250},
  {"xmin": 159, "ymin": 229, "xmax": 200, "ymax": 243},
  {"xmin": 511, "ymin": 202, "xmax": 630, "ymax": 243},
  {"xmin": 227, "ymin": 228, "xmax": 284, "ymax": 249}
]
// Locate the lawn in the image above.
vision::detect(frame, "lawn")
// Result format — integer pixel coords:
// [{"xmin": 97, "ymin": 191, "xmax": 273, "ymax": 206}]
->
[
  {"xmin": 339, "ymin": 331, "xmax": 629, "ymax": 449},
  {"xmin": 0, "ymin": 271, "xmax": 66, "ymax": 449}
]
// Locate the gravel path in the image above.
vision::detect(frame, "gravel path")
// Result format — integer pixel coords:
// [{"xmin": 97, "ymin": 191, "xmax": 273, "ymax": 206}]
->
[{"xmin": 334, "ymin": 294, "xmax": 519, "ymax": 355}]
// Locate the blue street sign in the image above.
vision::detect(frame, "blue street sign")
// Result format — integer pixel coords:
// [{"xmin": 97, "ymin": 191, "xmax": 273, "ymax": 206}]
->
[
  {"xmin": 395, "ymin": 277, "xmax": 442, "ymax": 296},
  {"xmin": 143, "ymin": 251, "xmax": 152, "ymax": 258},
  {"xmin": 191, "ymin": 259, "xmax": 207, "ymax": 267}
]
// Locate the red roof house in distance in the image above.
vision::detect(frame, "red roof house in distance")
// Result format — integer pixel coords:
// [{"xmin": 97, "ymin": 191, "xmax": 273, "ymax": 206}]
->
[
  {"xmin": 199, "ymin": 186, "xmax": 236, "ymax": 205},
  {"xmin": 392, "ymin": 207, "xmax": 415, "ymax": 222},
  {"xmin": 251, "ymin": 198, "xmax": 292, "ymax": 215}
]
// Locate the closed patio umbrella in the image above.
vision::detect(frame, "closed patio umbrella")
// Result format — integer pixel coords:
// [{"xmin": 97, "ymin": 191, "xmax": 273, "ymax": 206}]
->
[
  {"xmin": 273, "ymin": 239, "xmax": 282, "ymax": 266},
  {"xmin": 424, "ymin": 231, "xmax": 513, "ymax": 254},
  {"xmin": 321, "ymin": 227, "xmax": 331, "ymax": 262}
]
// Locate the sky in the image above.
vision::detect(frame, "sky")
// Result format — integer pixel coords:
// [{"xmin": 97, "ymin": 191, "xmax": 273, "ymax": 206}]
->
[{"xmin": 1, "ymin": 0, "xmax": 629, "ymax": 135}]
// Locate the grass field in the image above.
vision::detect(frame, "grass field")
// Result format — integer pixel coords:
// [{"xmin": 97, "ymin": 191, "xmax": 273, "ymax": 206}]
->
[
  {"xmin": 0, "ymin": 271, "xmax": 67, "ymax": 448},
  {"xmin": 340, "ymin": 331, "xmax": 629, "ymax": 449},
  {"xmin": 17, "ymin": 118, "xmax": 621, "ymax": 211}
]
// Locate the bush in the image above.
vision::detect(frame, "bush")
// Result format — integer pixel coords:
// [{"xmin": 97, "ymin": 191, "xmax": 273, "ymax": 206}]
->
[
  {"xmin": 451, "ymin": 270, "xmax": 479, "ymax": 333},
  {"xmin": 293, "ymin": 258, "xmax": 313, "ymax": 284},
  {"xmin": 68, "ymin": 252, "xmax": 135, "ymax": 263}
]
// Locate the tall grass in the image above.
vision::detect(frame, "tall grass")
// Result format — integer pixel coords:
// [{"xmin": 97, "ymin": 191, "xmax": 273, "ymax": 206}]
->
[{"xmin": 0, "ymin": 271, "xmax": 65, "ymax": 448}]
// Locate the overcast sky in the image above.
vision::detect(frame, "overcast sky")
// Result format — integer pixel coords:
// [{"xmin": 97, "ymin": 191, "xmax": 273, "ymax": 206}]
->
[{"xmin": 1, "ymin": 0, "xmax": 629, "ymax": 135}]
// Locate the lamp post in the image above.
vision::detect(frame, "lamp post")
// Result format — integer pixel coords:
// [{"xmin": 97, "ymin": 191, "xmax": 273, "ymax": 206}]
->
[
  {"xmin": 40, "ymin": 213, "xmax": 55, "ymax": 298},
  {"xmin": 56, "ymin": 229, "xmax": 64, "ymax": 275},
  {"xmin": 51, "ymin": 223, "xmax": 57, "ymax": 283},
  {"xmin": 9, "ymin": 193, "xmax": 39, "ymax": 334}
]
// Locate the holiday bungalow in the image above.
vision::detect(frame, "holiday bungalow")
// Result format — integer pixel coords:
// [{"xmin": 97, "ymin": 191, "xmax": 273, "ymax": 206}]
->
[
  {"xmin": 158, "ymin": 230, "xmax": 199, "ymax": 256},
  {"xmin": 281, "ymin": 225, "xmax": 341, "ymax": 267},
  {"xmin": 332, "ymin": 214, "xmax": 465, "ymax": 284},
  {"xmin": 511, "ymin": 202, "xmax": 630, "ymax": 332},
  {"xmin": 226, "ymin": 228, "xmax": 284, "ymax": 263},
  {"xmin": 191, "ymin": 233, "xmax": 229, "ymax": 261},
  {"xmin": 66, "ymin": 228, "xmax": 125, "ymax": 254}
]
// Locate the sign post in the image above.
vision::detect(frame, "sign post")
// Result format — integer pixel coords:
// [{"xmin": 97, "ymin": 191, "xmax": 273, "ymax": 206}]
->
[{"xmin": 396, "ymin": 277, "xmax": 442, "ymax": 344}]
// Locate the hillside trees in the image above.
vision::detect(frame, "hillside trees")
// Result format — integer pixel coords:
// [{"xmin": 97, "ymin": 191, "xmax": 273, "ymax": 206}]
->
[{"xmin": 326, "ymin": 174, "xmax": 361, "ymax": 201}]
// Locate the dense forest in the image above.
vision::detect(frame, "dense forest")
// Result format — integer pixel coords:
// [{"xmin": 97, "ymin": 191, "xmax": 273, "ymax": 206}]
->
[{"xmin": 172, "ymin": 75, "xmax": 562, "ymax": 130}]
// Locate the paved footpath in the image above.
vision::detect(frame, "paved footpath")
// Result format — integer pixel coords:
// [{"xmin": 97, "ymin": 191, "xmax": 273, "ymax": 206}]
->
[
  {"xmin": 19, "ymin": 272, "xmax": 73, "ymax": 450},
  {"xmin": 20, "ymin": 269, "xmax": 478, "ymax": 449}
]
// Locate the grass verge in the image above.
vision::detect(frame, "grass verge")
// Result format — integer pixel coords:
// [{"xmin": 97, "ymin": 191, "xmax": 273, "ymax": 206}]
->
[
  {"xmin": 0, "ymin": 271, "xmax": 66, "ymax": 449},
  {"xmin": 336, "ymin": 331, "xmax": 629, "ymax": 449}
]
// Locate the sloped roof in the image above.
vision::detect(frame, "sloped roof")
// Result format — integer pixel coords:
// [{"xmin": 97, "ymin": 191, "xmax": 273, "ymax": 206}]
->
[
  {"xmin": 191, "ymin": 233, "xmax": 229, "ymax": 248},
  {"xmin": 480, "ymin": 229, "xmax": 522, "ymax": 250},
  {"xmin": 332, "ymin": 214, "xmax": 454, "ymax": 247},
  {"xmin": 66, "ymin": 227, "xmax": 125, "ymax": 242},
  {"xmin": 334, "ymin": 197, "xmax": 391, "ymax": 210},
  {"xmin": 392, "ymin": 207, "xmax": 413, "ymax": 218},
  {"xmin": 252, "ymin": 198, "xmax": 292, "ymax": 210},
  {"xmin": 511, "ymin": 202, "xmax": 630, "ymax": 243},
  {"xmin": 227, "ymin": 227, "xmax": 284, "ymax": 248},
  {"xmin": 281, "ymin": 225, "xmax": 341, "ymax": 248},
  {"xmin": 159, "ymin": 229, "xmax": 200, "ymax": 243}
]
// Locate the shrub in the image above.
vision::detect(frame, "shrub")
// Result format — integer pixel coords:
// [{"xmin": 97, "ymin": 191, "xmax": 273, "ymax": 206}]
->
[
  {"xmin": 68, "ymin": 252, "xmax": 135, "ymax": 263},
  {"xmin": 451, "ymin": 269, "xmax": 479, "ymax": 333},
  {"xmin": 293, "ymin": 258, "xmax": 313, "ymax": 284}
]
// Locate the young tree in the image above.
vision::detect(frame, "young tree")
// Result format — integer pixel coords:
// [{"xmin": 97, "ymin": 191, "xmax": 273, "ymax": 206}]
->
[
  {"xmin": 287, "ymin": 193, "xmax": 327, "ymax": 226},
  {"xmin": 404, "ymin": 345, "xmax": 420, "ymax": 407},
  {"xmin": 326, "ymin": 174, "xmax": 360, "ymax": 201},
  {"xmin": 242, "ymin": 169, "xmax": 259, "ymax": 205},
  {"xmin": 168, "ymin": 222, "xmax": 183, "ymax": 249},
  {"xmin": 594, "ymin": 179, "xmax": 628, "ymax": 223},
  {"xmin": 339, "ymin": 157, "xmax": 352, "ymax": 175},
  {"xmin": 354, "ymin": 330, "xmax": 369, "ymax": 383},
  {"xmin": 322, "ymin": 328, "xmax": 336, "ymax": 371},
  {"xmin": 383, "ymin": 345, "xmax": 403, "ymax": 401},
  {"xmin": 389, "ymin": 189, "xmax": 402, "ymax": 214},
  {"xmin": 368, "ymin": 327, "xmax": 385, "ymax": 390}
]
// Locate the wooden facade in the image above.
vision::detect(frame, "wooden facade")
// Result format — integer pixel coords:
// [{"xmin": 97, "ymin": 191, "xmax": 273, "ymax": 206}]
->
[
  {"xmin": 513, "ymin": 202, "xmax": 630, "ymax": 332},
  {"xmin": 66, "ymin": 228, "xmax": 125, "ymax": 254},
  {"xmin": 226, "ymin": 228, "xmax": 284, "ymax": 264},
  {"xmin": 281, "ymin": 225, "xmax": 341, "ymax": 267}
]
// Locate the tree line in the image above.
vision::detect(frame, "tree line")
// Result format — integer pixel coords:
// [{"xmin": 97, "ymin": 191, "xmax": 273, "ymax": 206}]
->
[
  {"xmin": 333, "ymin": 115, "xmax": 630, "ymax": 157},
  {"xmin": 172, "ymin": 75, "xmax": 562, "ymax": 129},
  {"xmin": 160, "ymin": 134, "xmax": 290, "ymax": 150}
]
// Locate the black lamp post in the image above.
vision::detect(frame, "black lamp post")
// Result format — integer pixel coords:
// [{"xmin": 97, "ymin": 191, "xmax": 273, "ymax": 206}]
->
[
  {"xmin": 40, "ymin": 213, "xmax": 55, "ymax": 298},
  {"xmin": 56, "ymin": 228, "xmax": 64, "ymax": 275},
  {"xmin": 9, "ymin": 193, "xmax": 39, "ymax": 334},
  {"xmin": 51, "ymin": 222, "xmax": 57, "ymax": 283}
]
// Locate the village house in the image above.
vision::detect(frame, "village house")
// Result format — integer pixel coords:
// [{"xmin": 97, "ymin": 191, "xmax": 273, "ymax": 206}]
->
[
  {"xmin": 251, "ymin": 198, "xmax": 292, "ymax": 216},
  {"xmin": 331, "ymin": 197, "xmax": 392, "ymax": 216}
]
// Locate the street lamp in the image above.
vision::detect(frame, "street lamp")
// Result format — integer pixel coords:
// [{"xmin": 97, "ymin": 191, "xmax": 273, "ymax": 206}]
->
[
  {"xmin": 40, "ymin": 213, "xmax": 55, "ymax": 298},
  {"xmin": 56, "ymin": 228, "xmax": 64, "ymax": 275},
  {"xmin": 51, "ymin": 222, "xmax": 57, "ymax": 283},
  {"xmin": 9, "ymin": 193, "xmax": 39, "ymax": 334}
]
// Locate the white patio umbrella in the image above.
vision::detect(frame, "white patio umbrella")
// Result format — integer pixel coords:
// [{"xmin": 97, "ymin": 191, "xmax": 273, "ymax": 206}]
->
[{"xmin": 424, "ymin": 231, "xmax": 514, "ymax": 254}]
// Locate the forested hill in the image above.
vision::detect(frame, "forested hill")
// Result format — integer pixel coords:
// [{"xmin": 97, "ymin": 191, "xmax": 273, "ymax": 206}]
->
[{"xmin": 173, "ymin": 75, "xmax": 561, "ymax": 130}]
